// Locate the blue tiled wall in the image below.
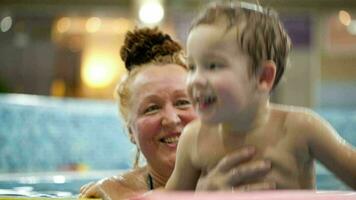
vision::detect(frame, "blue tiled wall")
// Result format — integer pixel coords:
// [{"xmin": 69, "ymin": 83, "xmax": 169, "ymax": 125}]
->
[{"xmin": 0, "ymin": 94, "xmax": 134, "ymax": 173}]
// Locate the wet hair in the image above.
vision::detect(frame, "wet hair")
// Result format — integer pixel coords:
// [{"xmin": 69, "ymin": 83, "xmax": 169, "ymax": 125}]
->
[
  {"xmin": 116, "ymin": 27, "xmax": 186, "ymax": 168},
  {"xmin": 190, "ymin": 1, "xmax": 291, "ymax": 89}
]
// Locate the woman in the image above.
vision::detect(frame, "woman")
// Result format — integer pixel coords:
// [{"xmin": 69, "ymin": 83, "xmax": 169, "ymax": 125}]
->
[{"xmin": 79, "ymin": 27, "xmax": 274, "ymax": 200}]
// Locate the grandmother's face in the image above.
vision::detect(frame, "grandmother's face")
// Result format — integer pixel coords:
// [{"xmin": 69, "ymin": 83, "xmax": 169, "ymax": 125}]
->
[{"xmin": 128, "ymin": 64, "xmax": 197, "ymax": 175}]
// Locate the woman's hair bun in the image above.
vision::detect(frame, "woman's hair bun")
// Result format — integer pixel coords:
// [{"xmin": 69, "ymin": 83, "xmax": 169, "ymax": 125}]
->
[{"xmin": 120, "ymin": 27, "xmax": 182, "ymax": 71}]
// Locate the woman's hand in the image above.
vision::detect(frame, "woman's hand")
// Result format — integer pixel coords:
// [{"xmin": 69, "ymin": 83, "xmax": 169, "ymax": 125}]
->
[
  {"xmin": 196, "ymin": 146, "xmax": 275, "ymax": 191},
  {"xmin": 79, "ymin": 176, "xmax": 135, "ymax": 200},
  {"xmin": 79, "ymin": 178, "xmax": 113, "ymax": 200}
]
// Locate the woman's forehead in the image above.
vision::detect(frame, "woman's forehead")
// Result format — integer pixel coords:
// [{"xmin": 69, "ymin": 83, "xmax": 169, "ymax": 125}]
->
[
  {"xmin": 134, "ymin": 64, "xmax": 186, "ymax": 84},
  {"xmin": 131, "ymin": 64, "xmax": 187, "ymax": 96}
]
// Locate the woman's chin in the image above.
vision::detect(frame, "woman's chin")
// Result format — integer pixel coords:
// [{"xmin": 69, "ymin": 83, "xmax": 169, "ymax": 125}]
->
[{"xmin": 164, "ymin": 153, "xmax": 177, "ymax": 167}]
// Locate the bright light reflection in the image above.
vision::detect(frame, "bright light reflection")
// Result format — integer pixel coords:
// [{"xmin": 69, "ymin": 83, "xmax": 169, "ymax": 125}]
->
[
  {"xmin": 82, "ymin": 55, "xmax": 117, "ymax": 88},
  {"xmin": 53, "ymin": 175, "xmax": 66, "ymax": 184},
  {"xmin": 86, "ymin": 17, "xmax": 101, "ymax": 33},
  {"xmin": 56, "ymin": 17, "xmax": 71, "ymax": 33},
  {"xmin": 1, "ymin": 16, "xmax": 12, "ymax": 32},
  {"xmin": 113, "ymin": 18, "xmax": 131, "ymax": 34},
  {"xmin": 13, "ymin": 186, "xmax": 33, "ymax": 192},
  {"xmin": 18, "ymin": 176, "xmax": 40, "ymax": 184},
  {"xmin": 139, "ymin": 1, "xmax": 164, "ymax": 24},
  {"xmin": 347, "ymin": 20, "xmax": 356, "ymax": 35},
  {"xmin": 339, "ymin": 10, "xmax": 351, "ymax": 26}
]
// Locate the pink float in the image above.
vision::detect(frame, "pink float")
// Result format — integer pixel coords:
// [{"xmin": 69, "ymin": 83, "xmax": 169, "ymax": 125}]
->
[{"xmin": 132, "ymin": 191, "xmax": 356, "ymax": 200}]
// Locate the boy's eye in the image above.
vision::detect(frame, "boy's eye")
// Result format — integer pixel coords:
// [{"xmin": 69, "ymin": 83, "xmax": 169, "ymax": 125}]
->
[
  {"xmin": 207, "ymin": 63, "xmax": 219, "ymax": 70},
  {"xmin": 143, "ymin": 105, "xmax": 160, "ymax": 114},
  {"xmin": 175, "ymin": 99, "xmax": 192, "ymax": 108}
]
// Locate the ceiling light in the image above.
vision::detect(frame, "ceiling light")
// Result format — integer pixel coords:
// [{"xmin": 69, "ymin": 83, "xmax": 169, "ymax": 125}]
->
[
  {"xmin": 1, "ymin": 16, "xmax": 12, "ymax": 32},
  {"xmin": 139, "ymin": 1, "xmax": 164, "ymax": 25},
  {"xmin": 339, "ymin": 10, "xmax": 351, "ymax": 26}
]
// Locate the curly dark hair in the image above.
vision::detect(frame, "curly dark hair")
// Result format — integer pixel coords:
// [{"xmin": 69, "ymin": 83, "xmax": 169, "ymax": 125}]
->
[{"xmin": 120, "ymin": 27, "xmax": 183, "ymax": 71}]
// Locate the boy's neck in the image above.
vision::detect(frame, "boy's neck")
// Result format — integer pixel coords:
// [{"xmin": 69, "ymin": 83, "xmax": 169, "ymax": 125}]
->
[{"xmin": 221, "ymin": 100, "xmax": 271, "ymax": 135}]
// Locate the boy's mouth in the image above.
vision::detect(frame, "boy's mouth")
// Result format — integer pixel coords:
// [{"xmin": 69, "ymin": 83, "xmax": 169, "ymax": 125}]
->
[
  {"xmin": 194, "ymin": 92, "xmax": 217, "ymax": 110},
  {"xmin": 191, "ymin": 86, "xmax": 217, "ymax": 111}
]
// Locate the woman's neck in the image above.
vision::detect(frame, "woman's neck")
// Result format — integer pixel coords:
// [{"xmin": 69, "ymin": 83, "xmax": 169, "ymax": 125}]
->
[{"xmin": 146, "ymin": 165, "xmax": 170, "ymax": 189}]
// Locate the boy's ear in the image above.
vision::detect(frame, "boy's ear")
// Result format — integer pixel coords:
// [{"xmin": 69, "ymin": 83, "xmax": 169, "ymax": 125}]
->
[{"xmin": 258, "ymin": 60, "xmax": 276, "ymax": 92}]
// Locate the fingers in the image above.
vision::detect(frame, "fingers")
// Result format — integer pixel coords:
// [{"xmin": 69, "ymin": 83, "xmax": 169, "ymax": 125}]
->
[
  {"xmin": 79, "ymin": 182, "xmax": 101, "ymax": 198},
  {"xmin": 79, "ymin": 186, "xmax": 100, "ymax": 198},
  {"xmin": 80, "ymin": 181, "xmax": 94, "ymax": 194},
  {"xmin": 228, "ymin": 160, "xmax": 271, "ymax": 186},
  {"xmin": 218, "ymin": 146, "xmax": 256, "ymax": 172},
  {"xmin": 198, "ymin": 146, "xmax": 274, "ymax": 192}
]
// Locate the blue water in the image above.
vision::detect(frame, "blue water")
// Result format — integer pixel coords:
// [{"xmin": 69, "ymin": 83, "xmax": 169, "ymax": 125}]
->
[
  {"xmin": 0, "ymin": 172, "xmax": 351, "ymax": 197},
  {"xmin": 0, "ymin": 179, "xmax": 88, "ymax": 197}
]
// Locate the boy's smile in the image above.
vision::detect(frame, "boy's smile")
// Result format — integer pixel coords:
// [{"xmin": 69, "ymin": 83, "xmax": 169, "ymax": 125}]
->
[
  {"xmin": 186, "ymin": 22, "xmax": 259, "ymax": 126},
  {"xmin": 191, "ymin": 86, "xmax": 217, "ymax": 112}
]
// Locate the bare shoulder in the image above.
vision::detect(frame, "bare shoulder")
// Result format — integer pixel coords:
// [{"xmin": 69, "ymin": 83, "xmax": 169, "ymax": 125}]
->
[
  {"xmin": 113, "ymin": 167, "xmax": 148, "ymax": 191},
  {"xmin": 86, "ymin": 167, "xmax": 147, "ymax": 200},
  {"xmin": 271, "ymin": 104, "xmax": 332, "ymax": 141},
  {"xmin": 183, "ymin": 119, "xmax": 202, "ymax": 133},
  {"xmin": 272, "ymin": 104, "xmax": 322, "ymax": 129},
  {"xmin": 180, "ymin": 119, "xmax": 217, "ymax": 146},
  {"xmin": 180, "ymin": 119, "xmax": 202, "ymax": 142}
]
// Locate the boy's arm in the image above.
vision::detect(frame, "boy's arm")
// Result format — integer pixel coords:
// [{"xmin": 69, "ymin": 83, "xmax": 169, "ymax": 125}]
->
[
  {"xmin": 165, "ymin": 121, "xmax": 201, "ymax": 190},
  {"xmin": 303, "ymin": 111, "xmax": 356, "ymax": 189}
]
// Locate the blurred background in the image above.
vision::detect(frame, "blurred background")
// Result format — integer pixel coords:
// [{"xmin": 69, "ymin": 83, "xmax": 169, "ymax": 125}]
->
[
  {"xmin": 0, "ymin": 0, "xmax": 355, "ymax": 106},
  {"xmin": 0, "ymin": 0, "xmax": 356, "ymax": 195}
]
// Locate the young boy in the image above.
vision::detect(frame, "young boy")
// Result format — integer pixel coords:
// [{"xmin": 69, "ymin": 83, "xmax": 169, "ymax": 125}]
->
[{"xmin": 165, "ymin": 1, "xmax": 356, "ymax": 190}]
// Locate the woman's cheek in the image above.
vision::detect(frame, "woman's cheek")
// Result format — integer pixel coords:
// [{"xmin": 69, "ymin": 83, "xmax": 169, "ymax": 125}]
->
[
  {"xmin": 134, "ymin": 116, "xmax": 162, "ymax": 146},
  {"xmin": 182, "ymin": 108, "xmax": 198, "ymax": 125}
]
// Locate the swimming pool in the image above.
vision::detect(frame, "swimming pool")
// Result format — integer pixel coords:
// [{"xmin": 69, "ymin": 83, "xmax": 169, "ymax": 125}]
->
[
  {"xmin": 0, "ymin": 167, "xmax": 349, "ymax": 197},
  {"xmin": 0, "ymin": 94, "xmax": 354, "ymax": 196},
  {"xmin": 0, "ymin": 171, "xmax": 121, "ymax": 197},
  {"xmin": 0, "ymin": 170, "xmax": 351, "ymax": 197}
]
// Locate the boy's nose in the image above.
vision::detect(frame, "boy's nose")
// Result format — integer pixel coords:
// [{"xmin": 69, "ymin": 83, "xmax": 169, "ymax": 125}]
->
[{"xmin": 188, "ymin": 70, "xmax": 207, "ymax": 88}]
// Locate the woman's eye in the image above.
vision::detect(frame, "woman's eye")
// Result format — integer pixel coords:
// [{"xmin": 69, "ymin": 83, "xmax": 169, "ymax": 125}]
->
[
  {"xmin": 143, "ymin": 105, "xmax": 160, "ymax": 114},
  {"xmin": 175, "ymin": 99, "xmax": 192, "ymax": 108}
]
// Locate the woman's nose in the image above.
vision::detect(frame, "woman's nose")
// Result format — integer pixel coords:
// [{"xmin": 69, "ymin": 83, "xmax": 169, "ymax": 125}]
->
[{"xmin": 161, "ymin": 105, "xmax": 181, "ymax": 127}]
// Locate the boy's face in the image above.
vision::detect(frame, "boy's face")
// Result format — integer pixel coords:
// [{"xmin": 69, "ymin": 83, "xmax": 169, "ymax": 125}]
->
[{"xmin": 186, "ymin": 23, "xmax": 260, "ymax": 124}]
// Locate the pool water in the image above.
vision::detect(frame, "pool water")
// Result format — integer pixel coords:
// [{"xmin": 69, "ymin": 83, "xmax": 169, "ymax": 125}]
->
[
  {"xmin": 0, "ymin": 94, "xmax": 354, "ymax": 196},
  {"xmin": 0, "ymin": 171, "xmax": 120, "ymax": 197},
  {"xmin": 0, "ymin": 168, "xmax": 351, "ymax": 197}
]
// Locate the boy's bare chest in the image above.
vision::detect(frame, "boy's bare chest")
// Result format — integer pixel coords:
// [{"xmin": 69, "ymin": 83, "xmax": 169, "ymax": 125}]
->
[
  {"xmin": 193, "ymin": 122, "xmax": 314, "ymax": 189},
  {"xmin": 196, "ymin": 127, "xmax": 293, "ymax": 168}
]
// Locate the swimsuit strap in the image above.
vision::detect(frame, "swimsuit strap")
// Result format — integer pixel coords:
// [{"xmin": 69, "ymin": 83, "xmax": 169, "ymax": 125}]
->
[{"xmin": 147, "ymin": 173, "xmax": 154, "ymax": 190}]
